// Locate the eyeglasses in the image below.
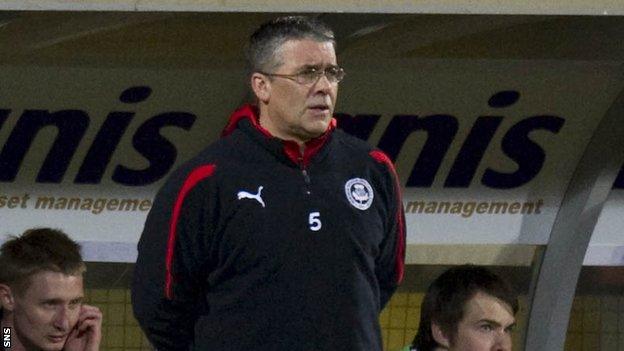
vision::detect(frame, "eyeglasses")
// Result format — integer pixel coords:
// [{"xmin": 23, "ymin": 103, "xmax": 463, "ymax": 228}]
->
[{"xmin": 259, "ymin": 66, "xmax": 346, "ymax": 85}]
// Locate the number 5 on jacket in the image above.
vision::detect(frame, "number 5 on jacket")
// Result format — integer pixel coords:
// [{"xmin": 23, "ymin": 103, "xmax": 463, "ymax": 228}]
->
[{"xmin": 308, "ymin": 211, "xmax": 321, "ymax": 231}]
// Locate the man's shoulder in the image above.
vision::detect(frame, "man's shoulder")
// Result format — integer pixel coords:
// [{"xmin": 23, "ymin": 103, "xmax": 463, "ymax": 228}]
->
[
  {"xmin": 186, "ymin": 136, "xmax": 237, "ymax": 165},
  {"xmin": 333, "ymin": 129, "xmax": 374, "ymax": 153},
  {"xmin": 332, "ymin": 129, "xmax": 379, "ymax": 165},
  {"xmin": 333, "ymin": 130, "xmax": 394, "ymax": 170},
  {"xmin": 157, "ymin": 136, "xmax": 239, "ymax": 191}
]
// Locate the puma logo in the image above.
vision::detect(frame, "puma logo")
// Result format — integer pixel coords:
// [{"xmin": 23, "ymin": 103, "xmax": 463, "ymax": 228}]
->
[{"xmin": 237, "ymin": 186, "xmax": 265, "ymax": 208}]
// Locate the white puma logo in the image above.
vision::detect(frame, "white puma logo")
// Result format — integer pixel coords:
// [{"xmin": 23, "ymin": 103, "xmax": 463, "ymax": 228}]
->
[{"xmin": 237, "ymin": 186, "xmax": 265, "ymax": 208}]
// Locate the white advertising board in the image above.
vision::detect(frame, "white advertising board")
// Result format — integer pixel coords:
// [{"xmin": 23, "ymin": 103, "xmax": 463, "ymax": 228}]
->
[{"xmin": 0, "ymin": 61, "xmax": 622, "ymax": 264}]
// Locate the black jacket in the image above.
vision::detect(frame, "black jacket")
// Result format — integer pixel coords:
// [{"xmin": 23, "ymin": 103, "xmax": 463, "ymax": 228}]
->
[{"xmin": 132, "ymin": 104, "xmax": 405, "ymax": 350}]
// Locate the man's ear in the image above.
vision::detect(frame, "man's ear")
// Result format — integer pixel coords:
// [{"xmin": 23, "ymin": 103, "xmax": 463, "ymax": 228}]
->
[
  {"xmin": 431, "ymin": 322, "xmax": 451, "ymax": 349},
  {"xmin": 251, "ymin": 72, "xmax": 271, "ymax": 103},
  {"xmin": 0, "ymin": 283, "xmax": 15, "ymax": 311}
]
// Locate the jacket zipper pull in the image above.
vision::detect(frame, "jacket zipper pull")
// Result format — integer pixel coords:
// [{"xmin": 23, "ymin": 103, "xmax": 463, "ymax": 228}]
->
[
  {"xmin": 302, "ymin": 169, "xmax": 311, "ymax": 185},
  {"xmin": 298, "ymin": 157, "xmax": 311, "ymax": 189}
]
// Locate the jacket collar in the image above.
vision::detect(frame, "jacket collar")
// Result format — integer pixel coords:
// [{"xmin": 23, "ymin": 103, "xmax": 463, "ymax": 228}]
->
[{"xmin": 221, "ymin": 104, "xmax": 337, "ymax": 166}]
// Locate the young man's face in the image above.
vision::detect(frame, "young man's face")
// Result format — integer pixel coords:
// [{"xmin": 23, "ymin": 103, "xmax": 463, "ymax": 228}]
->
[
  {"xmin": 440, "ymin": 291, "xmax": 516, "ymax": 351},
  {"xmin": 10, "ymin": 271, "xmax": 84, "ymax": 351},
  {"xmin": 258, "ymin": 38, "xmax": 338, "ymax": 143}
]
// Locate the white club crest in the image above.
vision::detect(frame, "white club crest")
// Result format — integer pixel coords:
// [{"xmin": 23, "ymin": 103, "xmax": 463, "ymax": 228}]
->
[{"xmin": 345, "ymin": 178, "xmax": 373, "ymax": 210}]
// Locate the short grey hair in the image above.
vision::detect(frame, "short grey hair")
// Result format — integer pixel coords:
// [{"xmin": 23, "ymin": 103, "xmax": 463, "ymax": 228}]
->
[{"xmin": 246, "ymin": 16, "xmax": 336, "ymax": 73}]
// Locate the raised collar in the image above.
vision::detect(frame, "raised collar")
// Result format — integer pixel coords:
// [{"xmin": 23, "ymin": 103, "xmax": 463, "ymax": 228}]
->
[{"xmin": 221, "ymin": 104, "xmax": 337, "ymax": 167}]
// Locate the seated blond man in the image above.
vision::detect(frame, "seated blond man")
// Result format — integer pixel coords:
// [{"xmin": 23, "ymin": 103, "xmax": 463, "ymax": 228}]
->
[{"xmin": 0, "ymin": 228, "xmax": 102, "ymax": 351}]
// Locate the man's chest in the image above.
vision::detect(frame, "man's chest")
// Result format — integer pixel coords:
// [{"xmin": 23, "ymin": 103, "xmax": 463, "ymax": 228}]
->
[{"xmin": 211, "ymin": 161, "xmax": 387, "ymax": 261}]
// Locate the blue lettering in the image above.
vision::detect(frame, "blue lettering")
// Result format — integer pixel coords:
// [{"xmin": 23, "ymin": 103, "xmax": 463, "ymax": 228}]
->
[
  {"xmin": 445, "ymin": 116, "xmax": 503, "ymax": 187},
  {"xmin": 0, "ymin": 109, "xmax": 89, "ymax": 183},
  {"xmin": 482, "ymin": 115, "xmax": 564, "ymax": 189},
  {"xmin": 0, "ymin": 88, "xmax": 571, "ymax": 189},
  {"xmin": 488, "ymin": 90, "xmax": 520, "ymax": 108},
  {"xmin": 334, "ymin": 113, "xmax": 380, "ymax": 140},
  {"xmin": 614, "ymin": 165, "xmax": 624, "ymax": 189},
  {"xmin": 378, "ymin": 114, "xmax": 458, "ymax": 187},
  {"xmin": 445, "ymin": 91, "xmax": 520, "ymax": 187},
  {"xmin": 0, "ymin": 87, "xmax": 196, "ymax": 186},
  {"xmin": 75, "ymin": 87, "xmax": 151, "ymax": 184},
  {"xmin": 0, "ymin": 109, "xmax": 10, "ymax": 129},
  {"xmin": 112, "ymin": 112, "xmax": 196, "ymax": 186}
]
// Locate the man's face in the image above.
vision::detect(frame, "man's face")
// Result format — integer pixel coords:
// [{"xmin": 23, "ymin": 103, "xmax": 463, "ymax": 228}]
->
[
  {"xmin": 261, "ymin": 38, "xmax": 338, "ymax": 143},
  {"xmin": 11, "ymin": 271, "xmax": 84, "ymax": 351},
  {"xmin": 444, "ymin": 291, "xmax": 516, "ymax": 351}
]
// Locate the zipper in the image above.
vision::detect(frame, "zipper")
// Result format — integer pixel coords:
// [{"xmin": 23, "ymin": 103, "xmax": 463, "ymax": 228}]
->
[{"xmin": 298, "ymin": 156, "xmax": 311, "ymax": 195}]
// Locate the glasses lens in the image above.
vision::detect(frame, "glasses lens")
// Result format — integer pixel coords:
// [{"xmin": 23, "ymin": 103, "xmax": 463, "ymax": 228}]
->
[
  {"xmin": 296, "ymin": 67, "xmax": 345, "ymax": 84},
  {"xmin": 297, "ymin": 69, "xmax": 321, "ymax": 84},
  {"xmin": 329, "ymin": 67, "xmax": 345, "ymax": 83}
]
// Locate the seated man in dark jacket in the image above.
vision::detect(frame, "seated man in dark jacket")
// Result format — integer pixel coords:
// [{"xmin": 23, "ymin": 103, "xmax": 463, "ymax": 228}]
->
[{"xmin": 403, "ymin": 265, "xmax": 518, "ymax": 351}]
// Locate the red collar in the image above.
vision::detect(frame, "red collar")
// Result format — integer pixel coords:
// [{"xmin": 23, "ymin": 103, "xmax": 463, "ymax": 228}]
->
[
  {"xmin": 221, "ymin": 104, "xmax": 337, "ymax": 166},
  {"xmin": 221, "ymin": 104, "xmax": 272, "ymax": 138}
]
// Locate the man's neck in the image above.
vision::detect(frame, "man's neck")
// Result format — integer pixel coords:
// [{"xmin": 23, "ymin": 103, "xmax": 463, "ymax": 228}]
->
[{"xmin": 258, "ymin": 106, "xmax": 309, "ymax": 148}]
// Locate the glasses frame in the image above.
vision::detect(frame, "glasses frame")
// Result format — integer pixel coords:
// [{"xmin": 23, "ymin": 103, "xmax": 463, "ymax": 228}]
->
[{"xmin": 258, "ymin": 66, "xmax": 346, "ymax": 85}]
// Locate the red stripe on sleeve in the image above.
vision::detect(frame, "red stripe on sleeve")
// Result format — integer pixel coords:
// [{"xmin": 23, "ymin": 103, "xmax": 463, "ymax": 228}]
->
[
  {"xmin": 369, "ymin": 150, "xmax": 405, "ymax": 284},
  {"xmin": 165, "ymin": 164, "xmax": 216, "ymax": 299}
]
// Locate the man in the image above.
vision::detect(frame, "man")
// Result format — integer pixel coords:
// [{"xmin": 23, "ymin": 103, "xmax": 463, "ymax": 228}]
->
[
  {"xmin": 0, "ymin": 228, "xmax": 102, "ymax": 351},
  {"xmin": 132, "ymin": 16, "xmax": 405, "ymax": 350},
  {"xmin": 402, "ymin": 265, "xmax": 518, "ymax": 351}
]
